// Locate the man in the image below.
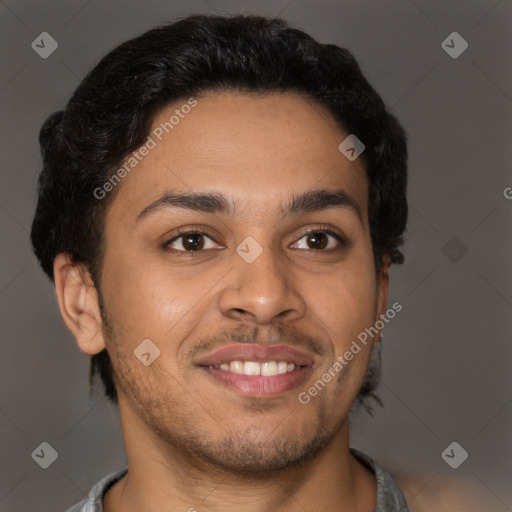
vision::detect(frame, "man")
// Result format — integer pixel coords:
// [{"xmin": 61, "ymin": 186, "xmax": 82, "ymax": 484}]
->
[{"xmin": 30, "ymin": 14, "xmax": 409, "ymax": 512}]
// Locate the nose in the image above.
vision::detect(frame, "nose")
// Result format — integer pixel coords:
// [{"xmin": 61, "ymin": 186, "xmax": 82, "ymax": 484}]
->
[{"xmin": 219, "ymin": 239, "xmax": 306, "ymax": 325}]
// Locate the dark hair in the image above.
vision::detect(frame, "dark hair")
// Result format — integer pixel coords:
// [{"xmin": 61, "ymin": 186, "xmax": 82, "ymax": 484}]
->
[{"xmin": 30, "ymin": 14, "xmax": 408, "ymax": 412}]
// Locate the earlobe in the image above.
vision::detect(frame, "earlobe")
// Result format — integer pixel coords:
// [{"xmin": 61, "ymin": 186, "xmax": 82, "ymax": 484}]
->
[{"xmin": 53, "ymin": 253, "xmax": 106, "ymax": 355}]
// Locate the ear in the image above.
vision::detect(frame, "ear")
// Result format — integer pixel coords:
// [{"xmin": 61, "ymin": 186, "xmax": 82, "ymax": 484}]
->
[
  {"xmin": 53, "ymin": 253, "xmax": 106, "ymax": 355},
  {"xmin": 375, "ymin": 256, "xmax": 391, "ymax": 342}
]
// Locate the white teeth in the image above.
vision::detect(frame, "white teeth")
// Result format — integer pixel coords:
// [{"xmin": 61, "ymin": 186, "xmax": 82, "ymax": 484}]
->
[
  {"xmin": 215, "ymin": 360, "xmax": 298, "ymax": 375},
  {"xmin": 277, "ymin": 361, "xmax": 288, "ymax": 374},
  {"xmin": 244, "ymin": 361, "xmax": 260, "ymax": 376},
  {"xmin": 261, "ymin": 361, "xmax": 278, "ymax": 376},
  {"xmin": 230, "ymin": 361, "xmax": 244, "ymax": 374}
]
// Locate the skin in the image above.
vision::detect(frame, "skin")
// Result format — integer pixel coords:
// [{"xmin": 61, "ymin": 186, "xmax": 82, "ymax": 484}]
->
[{"xmin": 54, "ymin": 90, "xmax": 390, "ymax": 512}]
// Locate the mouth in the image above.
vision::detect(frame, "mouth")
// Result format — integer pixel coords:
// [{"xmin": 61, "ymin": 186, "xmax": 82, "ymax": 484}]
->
[{"xmin": 196, "ymin": 344, "xmax": 314, "ymax": 397}]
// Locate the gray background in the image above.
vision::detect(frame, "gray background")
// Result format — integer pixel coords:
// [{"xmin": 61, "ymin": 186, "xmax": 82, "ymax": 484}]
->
[{"xmin": 0, "ymin": 0, "xmax": 510, "ymax": 510}]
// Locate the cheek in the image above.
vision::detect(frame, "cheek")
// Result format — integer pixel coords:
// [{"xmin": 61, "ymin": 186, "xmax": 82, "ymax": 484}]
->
[
  {"xmin": 311, "ymin": 249, "xmax": 377, "ymax": 342},
  {"xmin": 303, "ymin": 252, "xmax": 378, "ymax": 403},
  {"xmin": 101, "ymin": 249, "xmax": 225, "ymax": 364},
  {"xmin": 100, "ymin": 248, "xmax": 191, "ymax": 342}
]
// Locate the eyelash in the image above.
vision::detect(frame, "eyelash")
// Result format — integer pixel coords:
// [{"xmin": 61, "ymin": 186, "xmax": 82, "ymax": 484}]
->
[{"xmin": 162, "ymin": 225, "xmax": 349, "ymax": 255}]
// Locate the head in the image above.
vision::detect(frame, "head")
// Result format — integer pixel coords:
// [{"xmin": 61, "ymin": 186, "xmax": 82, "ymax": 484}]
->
[{"xmin": 31, "ymin": 14, "xmax": 407, "ymax": 474}]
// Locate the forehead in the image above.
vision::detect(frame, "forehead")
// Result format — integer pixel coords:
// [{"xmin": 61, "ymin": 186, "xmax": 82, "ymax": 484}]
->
[{"xmin": 108, "ymin": 90, "xmax": 369, "ymax": 224}]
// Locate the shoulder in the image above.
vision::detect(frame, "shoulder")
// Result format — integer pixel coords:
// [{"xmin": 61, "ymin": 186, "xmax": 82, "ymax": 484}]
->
[
  {"xmin": 350, "ymin": 448, "xmax": 409, "ymax": 512},
  {"xmin": 63, "ymin": 467, "xmax": 128, "ymax": 512}
]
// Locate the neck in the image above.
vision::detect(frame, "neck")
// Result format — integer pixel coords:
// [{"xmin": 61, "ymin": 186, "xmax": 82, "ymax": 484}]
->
[{"xmin": 104, "ymin": 400, "xmax": 376, "ymax": 512}]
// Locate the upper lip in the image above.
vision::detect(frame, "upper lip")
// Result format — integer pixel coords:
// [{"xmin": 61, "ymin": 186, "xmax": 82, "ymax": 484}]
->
[{"xmin": 196, "ymin": 344, "xmax": 315, "ymax": 367}]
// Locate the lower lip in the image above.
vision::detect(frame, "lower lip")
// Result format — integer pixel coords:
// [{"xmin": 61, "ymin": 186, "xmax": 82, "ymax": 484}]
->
[{"xmin": 200, "ymin": 366, "xmax": 312, "ymax": 397}]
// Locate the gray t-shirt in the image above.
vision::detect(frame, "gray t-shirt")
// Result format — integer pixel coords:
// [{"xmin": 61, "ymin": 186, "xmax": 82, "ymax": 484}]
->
[{"xmin": 65, "ymin": 448, "xmax": 409, "ymax": 511}]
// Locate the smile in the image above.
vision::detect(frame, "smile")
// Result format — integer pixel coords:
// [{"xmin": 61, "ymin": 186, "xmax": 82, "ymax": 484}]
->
[{"xmin": 209, "ymin": 360, "xmax": 299, "ymax": 376}]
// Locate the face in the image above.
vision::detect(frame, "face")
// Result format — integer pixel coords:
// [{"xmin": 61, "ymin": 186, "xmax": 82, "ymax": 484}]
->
[{"xmin": 79, "ymin": 91, "xmax": 389, "ymax": 474}]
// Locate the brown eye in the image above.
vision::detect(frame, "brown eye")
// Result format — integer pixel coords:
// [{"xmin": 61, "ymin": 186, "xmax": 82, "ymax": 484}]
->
[
  {"xmin": 181, "ymin": 233, "xmax": 205, "ymax": 251},
  {"xmin": 305, "ymin": 232, "xmax": 328, "ymax": 250},
  {"xmin": 292, "ymin": 229, "xmax": 347, "ymax": 251},
  {"xmin": 163, "ymin": 230, "xmax": 219, "ymax": 252}
]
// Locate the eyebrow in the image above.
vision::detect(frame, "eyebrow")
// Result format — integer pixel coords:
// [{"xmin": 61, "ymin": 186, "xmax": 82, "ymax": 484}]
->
[{"xmin": 135, "ymin": 188, "xmax": 363, "ymax": 224}]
